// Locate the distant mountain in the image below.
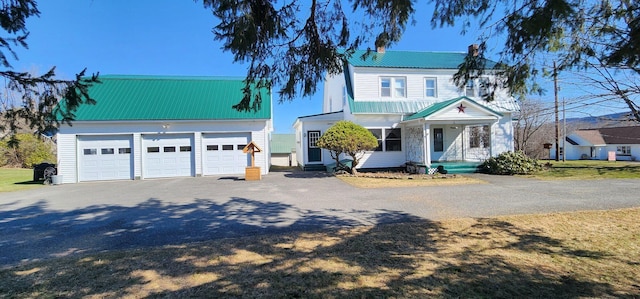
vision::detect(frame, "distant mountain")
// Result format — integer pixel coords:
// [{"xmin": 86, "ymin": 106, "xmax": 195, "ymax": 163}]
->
[{"xmin": 564, "ymin": 112, "xmax": 637, "ymax": 126}]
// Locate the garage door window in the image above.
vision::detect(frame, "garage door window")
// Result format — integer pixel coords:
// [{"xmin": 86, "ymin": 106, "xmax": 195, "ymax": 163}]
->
[
  {"xmin": 237, "ymin": 144, "xmax": 246, "ymax": 150},
  {"xmin": 164, "ymin": 146, "xmax": 176, "ymax": 152},
  {"xmin": 101, "ymin": 148, "xmax": 114, "ymax": 155},
  {"xmin": 119, "ymin": 148, "xmax": 131, "ymax": 154},
  {"xmin": 84, "ymin": 148, "xmax": 97, "ymax": 155},
  {"xmin": 147, "ymin": 147, "xmax": 160, "ymax": 153},
  {"xmin": 180, "ymin": 146, "xmax": 192, "ymax": 152},
  {"xmin": 207, "ymin": 145, "xmax": 218, "ymax": 151},
  {"xmin": 222, "ymin": 145, "xmax": 234, "ymax": 150}
]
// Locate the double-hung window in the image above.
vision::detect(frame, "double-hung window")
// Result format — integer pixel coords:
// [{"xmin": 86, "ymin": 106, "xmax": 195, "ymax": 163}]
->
[
  {"xmin": 380, "ymin": 77, "xmax": 406, "ymax": 98},
  {"xmin": 465, "ymin": 80, "xmax": 475, "ymax": 97},
  {"xmin": 479, "ymin": 77, "xmax": 490, "ymax": 98},
  {"xmin": 367, "ymin": 128, "xmax": 402, "ymax": 151},
  {"xmin": 470, "ymin": 125, "xmax": 490, "ymax": 148},
  {"xmin": 425, "ymin": 78, "xmax": 437, "ymax": 97}
]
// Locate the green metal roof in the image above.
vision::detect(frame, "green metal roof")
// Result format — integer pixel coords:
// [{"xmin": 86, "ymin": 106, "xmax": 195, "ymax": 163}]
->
[
  {"xmin": 68, "ymin": 75, "xmax": 271, "ymax": 121},
  {"xmin": 346, "ymin": 50, "xmax": 497, "ymax": 69},
  {"xmin": 404, "ymin": 96, "xmax": 503, "ymax": 121},
  {"xmin": 271, "ymin": 134, "xmax": 296, "ymax": 154}
]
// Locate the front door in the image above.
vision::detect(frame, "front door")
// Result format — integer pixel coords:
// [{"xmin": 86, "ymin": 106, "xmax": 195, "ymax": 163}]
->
[{"xmin": 307, "ymin": 131, "xmax": 322, "ymax": 163}]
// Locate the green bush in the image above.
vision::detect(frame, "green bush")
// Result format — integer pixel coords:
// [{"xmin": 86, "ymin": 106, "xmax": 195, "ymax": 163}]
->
[
  {"xmin": 0, "ymin": 133, "xmax": 56, "ymax": 168},
  {"xmin": 480, "ymin": 151, "xmax": 542, "ymax": 175}
]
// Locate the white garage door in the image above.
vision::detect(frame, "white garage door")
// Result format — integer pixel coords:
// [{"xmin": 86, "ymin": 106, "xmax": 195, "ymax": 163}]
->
[
  {"xmin": 143, "ymin": 134, "xmax": 194, "ymax": 178},
  {"xmin": 78, "ymin": 135, "xmax": 133, "ymax": 182},
  {"xmin": 202, "ymin": 133, "xmax": 251, "ymax": 175}
]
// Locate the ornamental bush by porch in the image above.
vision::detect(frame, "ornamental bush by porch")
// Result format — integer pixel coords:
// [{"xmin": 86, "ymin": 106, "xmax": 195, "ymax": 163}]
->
[
  {"xmin": 317, "ymin": 121, "xmax": 378, "ymax": 175},
  {"xmin": 480, "ymin": 151, "xmax": 542, "ymax": 175}
]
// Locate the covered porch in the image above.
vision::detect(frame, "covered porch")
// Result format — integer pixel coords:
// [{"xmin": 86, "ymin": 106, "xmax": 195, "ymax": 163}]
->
[{"xmin": 402, "ymin": 97, "xmax": 504, "ymax": 169}]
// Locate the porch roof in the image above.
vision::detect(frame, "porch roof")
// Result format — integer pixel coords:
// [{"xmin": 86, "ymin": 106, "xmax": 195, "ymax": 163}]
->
[{"xmin": 403, "ymin": 96, "xmax": 503, "ymax": 122}]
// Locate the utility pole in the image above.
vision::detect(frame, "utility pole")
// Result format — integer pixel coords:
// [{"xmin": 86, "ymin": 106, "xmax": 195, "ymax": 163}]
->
[
  {"xmin": 554, "ymin": 61, "xmax": 560, "ymax": 162},
  {"xmin": 562, "ymin": 97, "xmax": 566, "ymax": 162}
]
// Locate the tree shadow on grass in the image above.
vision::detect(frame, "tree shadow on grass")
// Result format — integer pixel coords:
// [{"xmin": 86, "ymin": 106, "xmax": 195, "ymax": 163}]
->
[{"xmin": 1, "ymin": 201, "xmax": 632, "ymax": 298}]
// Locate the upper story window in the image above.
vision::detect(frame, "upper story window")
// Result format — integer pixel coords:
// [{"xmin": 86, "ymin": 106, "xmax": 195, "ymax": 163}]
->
[
  {"xmin": 380, "ymin": 77, "xmax": 406, "ymax": 98},
  {"xmin": 425, "ymin": 78, "xmax": 437, "ymax": 97},
  {"xmin": 479, "ymin": 77, "xmax": 490, "ymax": 98},
  {"xmin": 465, "ymin": 80, "xmax": 475, "ymax": 97}
]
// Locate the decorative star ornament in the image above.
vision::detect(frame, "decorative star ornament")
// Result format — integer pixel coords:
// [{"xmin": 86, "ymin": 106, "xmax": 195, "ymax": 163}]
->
[{"xmin": 457, "ymin": 103, "xmax": 467, "ymax": 113}]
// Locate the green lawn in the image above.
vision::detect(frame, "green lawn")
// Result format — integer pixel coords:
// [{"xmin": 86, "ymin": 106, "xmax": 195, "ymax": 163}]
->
[
  {"xmin": 534, "ymin": 160, "xmax": 640, "ymax": 179},
  {"xmin": 0, "ymin": 168, "xmax": 44, "ymax": 192}
]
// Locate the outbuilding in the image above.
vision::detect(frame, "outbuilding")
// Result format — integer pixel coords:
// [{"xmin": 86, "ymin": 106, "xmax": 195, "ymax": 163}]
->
[{"xmin": 56, "ymin": 75, "xmax": 272, "ymax": 183}]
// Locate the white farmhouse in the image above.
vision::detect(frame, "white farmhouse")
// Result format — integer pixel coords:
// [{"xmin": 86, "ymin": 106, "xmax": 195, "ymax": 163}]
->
[
  {"xmin": 57, "ymin": 75, "xmax": 272, "ymax": 183},
  {"xmin": 294, "ymin": 47, "xmax": 519, "ymax": 172}
]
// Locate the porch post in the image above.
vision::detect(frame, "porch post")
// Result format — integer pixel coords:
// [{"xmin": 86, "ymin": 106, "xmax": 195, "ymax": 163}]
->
[{"xmin": 423, "ymin": 123, "xmax": 431, "ymax": 167}]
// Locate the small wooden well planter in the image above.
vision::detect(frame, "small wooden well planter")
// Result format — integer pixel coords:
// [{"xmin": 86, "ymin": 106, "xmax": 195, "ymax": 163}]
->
[{"xmin": 243, "ymin": 141, "xmax": 262, "ymax": 181}]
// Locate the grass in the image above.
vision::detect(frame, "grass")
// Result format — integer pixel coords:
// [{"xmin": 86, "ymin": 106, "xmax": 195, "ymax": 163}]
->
[
  {"xmin": 338, "ymin": 174, "xmax": 486, "ymax": 188},
  {"xmin": 0, "ymin": 168, "xmax": 44, "ymax": 192},
  {"xmin": 1, "ymin": 208, "xmax": 638, "ymax": 298},
  {"xmin": 533, "ymin": 160, "xmax": 640, "ymax": 180}
]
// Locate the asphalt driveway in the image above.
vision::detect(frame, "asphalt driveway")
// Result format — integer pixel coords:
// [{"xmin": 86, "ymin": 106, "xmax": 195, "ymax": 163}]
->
[{"xmin": 1, "ymin": 171, "xmax": 639, "ymax": 268}]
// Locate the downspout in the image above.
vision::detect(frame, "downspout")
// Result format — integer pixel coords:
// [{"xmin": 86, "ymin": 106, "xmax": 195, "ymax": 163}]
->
[{"xmin": 424, "ymin": 122, "xmax": 431, "ymax": 168}]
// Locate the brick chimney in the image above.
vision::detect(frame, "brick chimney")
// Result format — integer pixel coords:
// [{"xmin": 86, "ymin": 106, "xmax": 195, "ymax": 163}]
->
[{"xmin": 468, "ymin": 44, "xmax": 479, "ymax": 57}]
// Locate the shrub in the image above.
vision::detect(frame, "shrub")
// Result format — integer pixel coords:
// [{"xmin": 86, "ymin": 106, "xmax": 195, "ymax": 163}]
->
[
  {"xmin": 0, "ymin": 133, "xmax": 56, "ymax": 168},
  {"xmin": 480, "ymin": 151, "xmax": 542, "ymax": 175},
  {"xmin": 317, "ymin": 121, "xmax": 378, "ymax": 175}
]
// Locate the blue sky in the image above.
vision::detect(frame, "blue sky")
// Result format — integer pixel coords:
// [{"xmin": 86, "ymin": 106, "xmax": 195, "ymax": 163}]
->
[{"xmin": 12, "ymin": 1, "xmax": 627, "ymax": 132}]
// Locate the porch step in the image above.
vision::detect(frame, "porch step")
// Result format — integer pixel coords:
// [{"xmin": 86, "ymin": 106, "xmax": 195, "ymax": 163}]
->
[
  {"xmin": 431, "ymin": 162, "xmax": 482, "ymax": 174},
  {"xmin": 303, "ymin": 164, "xmax": 326, "ymax": 171}
]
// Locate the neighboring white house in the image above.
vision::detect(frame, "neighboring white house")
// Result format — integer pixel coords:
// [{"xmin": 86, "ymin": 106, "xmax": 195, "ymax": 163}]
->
[
  {"xmin": 56, "ymin": 75, "xmax": 272, "ymax": 184},
  {"xmin": 551, "ymin": 126, "xmax": 640, "ymax": 161},
  {"xmin": 294, "ymin": 47, "xmax": 519, "ymax": 170}
]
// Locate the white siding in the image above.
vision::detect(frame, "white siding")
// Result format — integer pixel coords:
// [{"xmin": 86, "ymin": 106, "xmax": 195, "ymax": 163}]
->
[
  {"xmin": 351, "ymin": 67, "xmax": 463, "ymax": 101},
  {"xmin": 323, "ymin": 73, "xmax": 346, "ymax": 113},
  {"xmin": 56, "ymin": 133, "xmax": 78, "ymax": 183},
  {"xmin": 57, "ymin": 119, "xmax": 271, "ymax": 183}
]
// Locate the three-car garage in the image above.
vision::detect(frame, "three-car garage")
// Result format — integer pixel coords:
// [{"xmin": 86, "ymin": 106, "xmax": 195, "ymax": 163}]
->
[
  {"xmin": 56, "ymin": 76, "xmax": 272, "ymax": 184},
  {"xmin": 72, "ymin": 132, "xmax": 260, "ymax": 182}
]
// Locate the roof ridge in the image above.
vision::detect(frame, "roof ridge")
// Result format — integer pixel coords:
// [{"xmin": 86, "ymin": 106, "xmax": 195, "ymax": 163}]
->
[{"xmin": 97, "ymin": 75, "xmax": 246, "ymax": 81}]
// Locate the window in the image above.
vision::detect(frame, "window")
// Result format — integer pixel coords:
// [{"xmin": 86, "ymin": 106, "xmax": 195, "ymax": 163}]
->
[
  {"xmin": 83, "ymin": 148, "xmax": 97, "ymax": 155},
  {"xmin": 147, "ymin": 147, "xmax": 160, "ymax": 153},
  {"xmin": 308, "ymin": 131, "xmax": 321, "ymax": 148},
  {"xmin": 479, "ymin": 77, "xmax": 490, "ymax": 97},
  {"xmin": 425, "ymin": 78, "xmax": 437, "ymax": 97},
  {"xmin": 163, "ymin": 146, "xmax": 176, "ymax": 153},
  {"xmin": 470, "ymin": 125, "xmax": 490, "ymax": 148},
  {"xmin": 394, "ymin": 78, "xmax": 406, "ymax": 97},
  {"xmin": 380, "ymin": 77, "xmax": 406, "ymax": 98},
  {"xmin": 118, "ymin": 148, "xmax": 131, "ymax": 154},
  {"xmin": 367, "ymin": 128, "xmax": 402, "ymax": 151},
  {"xmin": 207, "ymin": 145, "xmax": 219, "ymax": 151},
  {"xmin": 465, "ymin": 80, "xmax": 475, "ymax": 97},
  {"xmin": 101, "ymin": 148, "xmax": 114, "ymax": 155},
  {"xmin": 380, "ymin": 78, "xmax": 391, "ymax": 97},
  {"xmin": 368, "ymin": 129, "xmax": 383, "ymax": 151},
  {"xmin": 433, "ymin": 128, "xmax": 444, "ymax": 152},
  {"xmin": 617, "ymin": 146, "xmax": 631, "ymax": 155},
  {"xmin": 385, "ymin": 128, "xmax": 402, "ymax": 151},
  {"xmin": 237, "ymin": 144, "xmax": 247, "ymax": 151},
  {"xmin": 180, "ymin": 146, "xmax": 192, "ymax": 152},
  {"xmin": 222, "ymin": 145, "xmax": 234, "ymax": 151}
]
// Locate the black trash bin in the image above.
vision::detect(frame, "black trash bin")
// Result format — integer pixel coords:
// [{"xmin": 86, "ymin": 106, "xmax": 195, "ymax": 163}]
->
[{"xmin": 33, "ymin": 163, "xmax": 57, "ymax": 181}]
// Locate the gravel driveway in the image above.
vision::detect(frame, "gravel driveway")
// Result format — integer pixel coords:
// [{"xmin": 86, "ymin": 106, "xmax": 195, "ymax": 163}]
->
[{"xmin": 1, "ymin": 171, "xmax": 639, "ymax": 268}]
